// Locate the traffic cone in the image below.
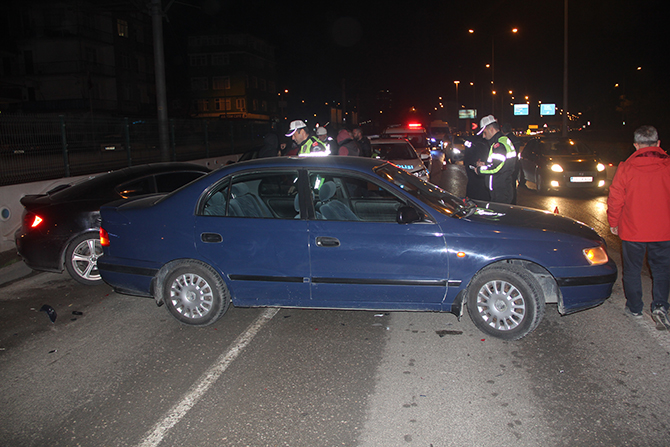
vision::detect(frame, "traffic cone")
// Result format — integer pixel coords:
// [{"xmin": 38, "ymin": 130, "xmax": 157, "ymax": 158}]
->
[{"xmin": 554, "ymin": 206, "xmax": 559, "ymax": 214}]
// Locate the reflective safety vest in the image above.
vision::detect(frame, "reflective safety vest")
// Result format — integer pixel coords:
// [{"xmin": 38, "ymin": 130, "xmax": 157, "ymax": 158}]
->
[
  {"xmin": 298, "ymin": 136, "xmax": 330, "ymax": 157},
  {"xmin": 477, "ymin": 134, "xmax": 517, "ymax": 176}
]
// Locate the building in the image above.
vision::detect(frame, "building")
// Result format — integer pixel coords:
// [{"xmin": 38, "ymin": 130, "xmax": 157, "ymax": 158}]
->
[
  {"xmin": 187, "ymin": 34, "xmax": 277, "ymax": 121},
  {"xmin": 0, "ymin": 0, "xmax": 155, "ymax": 116}
]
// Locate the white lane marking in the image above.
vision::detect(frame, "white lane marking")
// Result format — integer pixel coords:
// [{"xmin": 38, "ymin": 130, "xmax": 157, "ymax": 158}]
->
[{"xmin": 136, "ymin": 307, "xmax": 279, "ymax": 447}]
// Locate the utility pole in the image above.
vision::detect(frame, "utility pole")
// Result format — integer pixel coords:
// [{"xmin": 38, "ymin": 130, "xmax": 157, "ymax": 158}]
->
[
  {"xmin": 562, "ymin": 0, "xmax": 569, "ymax": 136},
  {"xmin": 151, "ymin": 0, "xmax": 170, "ymax": 161}
]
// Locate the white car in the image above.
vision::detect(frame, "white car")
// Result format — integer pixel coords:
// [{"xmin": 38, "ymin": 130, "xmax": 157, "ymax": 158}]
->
[{"xmin": 370, "ymin": 137, "xmax": 429, "ymax": 181}]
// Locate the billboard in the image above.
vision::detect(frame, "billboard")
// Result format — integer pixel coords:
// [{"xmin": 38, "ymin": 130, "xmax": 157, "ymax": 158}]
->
[
  {"xmin": 540, "ymin": 104, "xmax": 556, "ymax": 115},
  {"xmin": 459, "ymin": 109, "xmax": 477, "ymax": 119},
  {"xmin": 513, "ymin": 104, "xmax": 529, "ymax": 116}
]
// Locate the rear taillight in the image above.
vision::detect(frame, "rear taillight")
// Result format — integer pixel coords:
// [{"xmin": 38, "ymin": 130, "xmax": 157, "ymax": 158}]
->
[
  {"xmin": 100, "ymin": 228, "xmax": 110, "ymax": 247},
  {"xmin": 27, "ymin": 214, "xmax": 43, "ymax": 229}
]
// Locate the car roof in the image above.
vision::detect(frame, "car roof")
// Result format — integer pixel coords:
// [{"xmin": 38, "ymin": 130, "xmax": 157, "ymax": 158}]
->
[
  {"xmin": 47, "ymin": 162, "xmax": 209, "ymax": 200},
  {"xmin": 369, "ymin": 137, "xmax": 413, "ymax": 145},
  {"xmin": 217, "ymin": 154, "xmax": 388, "ymax": 175}
]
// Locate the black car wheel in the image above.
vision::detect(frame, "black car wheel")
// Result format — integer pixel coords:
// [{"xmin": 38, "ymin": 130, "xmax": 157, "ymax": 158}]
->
[
  {"xmin": 466, "ymin": 265, "xmax": 545, "ymax": 340},
  {"xmin": 163, "ymin": 260, "xmax": 230, "ymax": 327},
  {"xmin": 64, "ymin": 232, "xmax": 103, "ymax": 285}
]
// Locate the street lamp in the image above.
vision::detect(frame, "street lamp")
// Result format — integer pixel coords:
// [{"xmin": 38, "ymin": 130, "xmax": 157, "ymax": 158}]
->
[{"xmin": 454, "ymin": 80, "xmax": 460, "ymax": 124}]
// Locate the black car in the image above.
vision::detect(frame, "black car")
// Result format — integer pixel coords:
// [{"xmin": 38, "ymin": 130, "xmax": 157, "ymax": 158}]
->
[
  {"xmin": 518, "ymin": 136, "xmax": 607, "ymax": 193},
  {"xmin": 14, "ymin": 162, "xmax": 209, "ymax": 285}
]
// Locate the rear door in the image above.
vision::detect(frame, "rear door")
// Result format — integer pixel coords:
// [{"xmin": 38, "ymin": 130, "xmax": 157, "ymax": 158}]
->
[{"xmin": 194, "ymin": 170, "xmax": 311, "ymax": 307}]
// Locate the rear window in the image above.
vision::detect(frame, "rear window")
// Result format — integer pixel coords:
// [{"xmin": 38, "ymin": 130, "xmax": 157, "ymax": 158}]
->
[{"xmin": 371, "ymin": 143, "xmax": 417, "ymax": 160}]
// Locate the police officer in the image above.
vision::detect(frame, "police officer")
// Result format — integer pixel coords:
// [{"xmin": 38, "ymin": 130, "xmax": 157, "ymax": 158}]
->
[
  {"xmin": 285, "ymin": 120, "xmax": 329, "ymax": 156},
  {"xmin": 474, "ymin": 115, "xmax": 516, "ymax": 204}
]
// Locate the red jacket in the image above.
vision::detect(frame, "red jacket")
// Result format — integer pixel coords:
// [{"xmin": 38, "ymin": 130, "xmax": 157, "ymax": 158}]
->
[{"xmin": 607, "ymin": 146, "xmax": 670, "ymax": 241}]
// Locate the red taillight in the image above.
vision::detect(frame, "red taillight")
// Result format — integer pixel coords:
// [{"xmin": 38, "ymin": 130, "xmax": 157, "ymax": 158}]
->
[
  {"xmin": 408, "ymin": 123, "xmax": 422, "ymax": 129},
  {"xmin": 100, "ymin": 228, "xmax": 110, "ymax": 247},
  {"xmin": 29, "ymin": 214, "xmax": 43, "ymax": 228}
]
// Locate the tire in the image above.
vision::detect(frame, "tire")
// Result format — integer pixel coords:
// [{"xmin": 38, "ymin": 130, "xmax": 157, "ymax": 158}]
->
[
  {"xmin": 162, "ymin": 260, "xmax": 230, "ymax": 327},
  {"xmin": 64, "ymin": 232, "xmax": 103, "ymax": 285},
  {"xmin": 466, "ymin": 264, "xmax": 545, "ymax": 340}
]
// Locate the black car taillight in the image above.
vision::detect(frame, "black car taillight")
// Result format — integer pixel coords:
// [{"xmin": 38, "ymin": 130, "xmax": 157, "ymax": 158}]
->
[{"xmin": 25, "ymin": 213, "xmax": 44, "ymax": 229}]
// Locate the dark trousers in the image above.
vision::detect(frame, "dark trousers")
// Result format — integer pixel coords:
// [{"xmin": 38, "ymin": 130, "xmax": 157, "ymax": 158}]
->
[{"xmin": 622, "ymin": 240, "xmax": 670, "ymax": 313}]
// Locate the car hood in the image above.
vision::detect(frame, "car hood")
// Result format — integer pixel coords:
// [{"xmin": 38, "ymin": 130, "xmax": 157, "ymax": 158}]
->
[
  {"xmin": 463, "ymin": 202, "xmax": 600, "ymax": 242},
  {"xmin": 542, "ymin": 154, "xmax": 600, "ymax": 169}
]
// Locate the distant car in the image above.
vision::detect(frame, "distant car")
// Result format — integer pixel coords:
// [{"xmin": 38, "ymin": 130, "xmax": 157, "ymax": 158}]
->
[
  {"xmin": 518, "ymin": 136, "xmax": 607, "ymax": 193},
  {"xmin": 381, "ymin": 124, "xmax": 432, "ymax": 171},
  {"xmin": 15, "ymin": 162, "xmax": 210, "ymax": 285},
  {"xmin": 98, "ymin": 156, "xmax": 616, "ymax": 340},
  {"xmin": 370, "ymin": 137, "xmax": 429, "ymax": 181}
]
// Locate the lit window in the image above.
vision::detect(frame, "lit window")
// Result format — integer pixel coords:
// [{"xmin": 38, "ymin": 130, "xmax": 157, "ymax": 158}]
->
[{"xmin": 117, "ymin": 19, "xmax": 128, "ymax": 38}]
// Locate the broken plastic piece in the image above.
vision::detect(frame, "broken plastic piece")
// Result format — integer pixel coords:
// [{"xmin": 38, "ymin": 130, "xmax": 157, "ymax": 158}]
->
[
  {"xmin": 40, "ymin": 305, "xmax": 57, "ymax": 323},
  {"xmin": 72, "ymin": 311, "xmax": 83, "ymax": 316}
]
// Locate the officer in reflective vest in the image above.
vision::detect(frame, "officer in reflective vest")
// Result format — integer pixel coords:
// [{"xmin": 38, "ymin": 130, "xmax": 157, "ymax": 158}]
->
[
  {"xmin": 474, "ymin": 115, "xmax": 517, "ymax": 204},
  {"xmin": 285, "ymin": 120, "xmax": 330, "ymax": 157}
]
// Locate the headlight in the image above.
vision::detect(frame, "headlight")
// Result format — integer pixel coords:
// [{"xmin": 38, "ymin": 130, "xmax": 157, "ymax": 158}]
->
[
  {"xmin": 583, "ymin": 245, "xmax": 608, "ymax": 265},
  {"xmin": 551, "ymin": 164, "xmax": 563, "ymax": 172},
  {"xmin": 596, "ymin": 163, "xmax": 606, "ymax": 172}
]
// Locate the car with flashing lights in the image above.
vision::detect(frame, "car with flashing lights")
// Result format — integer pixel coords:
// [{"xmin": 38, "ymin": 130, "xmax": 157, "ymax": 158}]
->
[
  {"xmin": 97, "ymin": 156, "xmax": 616, "ymax": 340},
  {"xmin": 15, "ymin": 162, "xmax": 210, "ymax": 285},
  {"xmin": 381, "ymin": 124, "xmax": 431, "ymax": 171},
  {"xmin": 518, "ymin": 136, "xmax": 607, "ymax": 193},
  {"xmin": 369, "ymin": 137, "xmax": 428, "ymax": 181}
]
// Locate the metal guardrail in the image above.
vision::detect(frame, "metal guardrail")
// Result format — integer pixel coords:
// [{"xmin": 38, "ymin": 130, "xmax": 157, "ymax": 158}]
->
[{"xmin": 0, "ymin": 114, "xmax": 271, "ymax": 186}]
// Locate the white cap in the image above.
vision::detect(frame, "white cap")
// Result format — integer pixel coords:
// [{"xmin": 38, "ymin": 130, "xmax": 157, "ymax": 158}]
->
[
  {"xmin": 286, "ymin": 120, "xmax": 307, "ymax": 137},
  {"xmin": 316, "ymin": 126, "xmax": 327, "ymax": 136},
  {"xmin": 477, "ymin": 115, "xmax": 497, "ymax": 135}
]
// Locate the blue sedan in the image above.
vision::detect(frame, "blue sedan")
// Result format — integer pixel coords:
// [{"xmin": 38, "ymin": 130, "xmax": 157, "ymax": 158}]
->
[{"xmin": 98, "ymin": 156, "xmax": 617, "ymax": 340}]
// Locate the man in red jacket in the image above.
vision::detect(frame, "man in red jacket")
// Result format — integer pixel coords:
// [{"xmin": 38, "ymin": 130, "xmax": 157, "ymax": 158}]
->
[{"xmin": 607, "ymin": 125, "xmax": 670, "ymax": 321}]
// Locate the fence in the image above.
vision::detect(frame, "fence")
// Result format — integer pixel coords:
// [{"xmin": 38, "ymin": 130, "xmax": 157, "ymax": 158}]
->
[{"xmin": 0, "ymin": 114, "xmax": 272, "ymax": 186}]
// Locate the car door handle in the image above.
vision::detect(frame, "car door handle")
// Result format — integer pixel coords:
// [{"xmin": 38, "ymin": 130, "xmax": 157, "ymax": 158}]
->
[
  {"xmin": 201, "ymin": 232, "xmax": 222, "ymax": 243},
  {"xmin": 316, "ymin": 236, "xmax": 340, "ymax": 247}
]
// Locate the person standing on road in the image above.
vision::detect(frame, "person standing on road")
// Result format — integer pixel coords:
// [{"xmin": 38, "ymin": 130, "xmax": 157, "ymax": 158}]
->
[
  {"xmin": 285, "ymin": 120, "xmax": 329, "ymax": 157},
  {"xmin": 463, "ymin": 134, "xmax": 491, "ymax": 201},
  {"xmin": 607, "ymin": 125, "xmax": 670, "ymax": 320},
  {"xmin": 316, "ymin": 126, "xmax": 336, "ymax": 154},
  {"xmin": 352, "ymin": 127, "xmax": 372, "ymax": 157},
  {"xmin": 502, "ymin": 123, "xmax": 521, "ymax": 204},
  {"xmin": 335, "ymin": 129, "xmax": 361, "ymax": 156},
  {"xmin": 474, "ymin": 115, "xmax": 516, "ymax": 204}
]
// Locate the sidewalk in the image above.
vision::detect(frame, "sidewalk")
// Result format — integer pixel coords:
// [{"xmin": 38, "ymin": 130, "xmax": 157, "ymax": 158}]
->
[{"xmin": 0, "ymin": 249, "xmax": 33, "ymax": 287}]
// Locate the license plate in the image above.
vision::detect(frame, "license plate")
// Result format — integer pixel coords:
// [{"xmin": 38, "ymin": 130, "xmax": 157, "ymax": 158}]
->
[{"xmin": 570, "ymin": 176, "xmax": 593, "ymax": 183}]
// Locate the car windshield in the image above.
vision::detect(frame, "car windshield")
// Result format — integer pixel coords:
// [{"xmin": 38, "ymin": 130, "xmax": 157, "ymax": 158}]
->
[
  {"xmin": 373, "ymin": 163, "xmax": 467, "ymax": 217},
  {"xmin": 542, "ymin": 139, "xmax": 593, "ymax": 155},
  {"xmin": 371, "ymin": 143, "xmax": 416, "ymax": 160}
]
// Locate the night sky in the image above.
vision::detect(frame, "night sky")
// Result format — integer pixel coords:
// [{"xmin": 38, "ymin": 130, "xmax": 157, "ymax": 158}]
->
[{"xmin": 159, "ymin": 0, "xmax": 669, "ymax": 129}]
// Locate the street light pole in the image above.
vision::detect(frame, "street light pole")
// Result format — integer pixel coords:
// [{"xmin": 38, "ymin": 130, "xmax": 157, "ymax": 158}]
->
[
  {"xmin": 454, "ymin": 80, "xmax": 460, "ymax": 126},
  {"xmin": 562, "ymin": 0, "xmax": 569, "ymax": 136}
]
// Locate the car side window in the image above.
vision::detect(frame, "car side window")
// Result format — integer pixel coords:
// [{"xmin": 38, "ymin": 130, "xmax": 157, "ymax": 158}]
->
[
  {"xmin": 203, "ymin": 171, "xmax": 299, "ymax": 219},
  {"xmin": 116, "ymin": 176, "xmax": 155, "ymax": 198},
  {"xmin": 310, "ymin": 172, "xmax": 405, "ymax": 222}
]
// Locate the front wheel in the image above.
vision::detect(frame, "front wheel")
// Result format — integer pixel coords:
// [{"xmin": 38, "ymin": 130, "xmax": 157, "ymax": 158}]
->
[
  {"xmin": 466, "ymin": 265, "xmax": 545, "ymax": 340},
  {"xmin": 64, "ymin": 232, "xmax": 103, "ymax": 285},
  {"xmin": 162, "ymin": 260, "xmax": 230, "ymax": 327}
]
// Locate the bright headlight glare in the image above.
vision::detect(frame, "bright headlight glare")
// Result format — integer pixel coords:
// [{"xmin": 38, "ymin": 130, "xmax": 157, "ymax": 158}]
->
[
  {"xmin": 551, "ymin": 164, "xmax": 563, "ymax": 172},
  {"xmin": 583, "ymin": 245, "xmax": 608, "ymax": 265},
  {"xmin": 597, "ymin": 163, "xmax": 606, "ymax": 172}
]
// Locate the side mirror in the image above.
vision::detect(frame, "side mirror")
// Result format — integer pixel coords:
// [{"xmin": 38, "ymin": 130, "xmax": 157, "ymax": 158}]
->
[{"xmin": 397, "ymin": 206, "xmax": 421, "ymax": 224}]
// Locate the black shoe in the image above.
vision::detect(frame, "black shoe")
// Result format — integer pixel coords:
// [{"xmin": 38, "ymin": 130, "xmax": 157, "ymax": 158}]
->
[
  {"xmin": 624, "ymin": 307, "xmax": 643, "ymax": 318},
  {"xmin": 652, "ymin": 304, "xmax": 668, "ymax": 316}
]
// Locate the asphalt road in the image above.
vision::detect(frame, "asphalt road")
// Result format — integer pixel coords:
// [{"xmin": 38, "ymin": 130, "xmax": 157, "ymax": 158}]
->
[{"xmin": 1, "ymin": 184, "xmax": 669, "ymax": 446}]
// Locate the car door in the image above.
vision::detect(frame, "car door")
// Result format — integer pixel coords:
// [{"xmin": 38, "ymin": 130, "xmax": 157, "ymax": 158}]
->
[
  {"xmin": 306, "ymin": 171, "xmax": 448, "ymax": 310},
  {"xmin": 194, "ymin": 170, "xmax": 311, "ymax": 307},
  {"xmin": 519, "ymin": 139, "xmax": 539, "ymax": 183}
]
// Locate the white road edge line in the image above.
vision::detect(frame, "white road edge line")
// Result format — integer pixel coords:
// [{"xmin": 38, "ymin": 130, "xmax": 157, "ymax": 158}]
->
[{"xmin": 136, "ymin": 307, "xmax": 280, "ymax": 447}]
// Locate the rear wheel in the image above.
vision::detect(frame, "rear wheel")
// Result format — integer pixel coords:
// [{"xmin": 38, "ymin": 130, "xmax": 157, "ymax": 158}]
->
[
  {"xmin": 64, "ymin": 232, "xmax": 103, "ymax": 285},
  {"xmin": 162, "ymin": 260, "xmax": 230, "ymax": 327},
  {"xmin": 466, "ymin": 264, "xmax": 545, "ymax": 340}
]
